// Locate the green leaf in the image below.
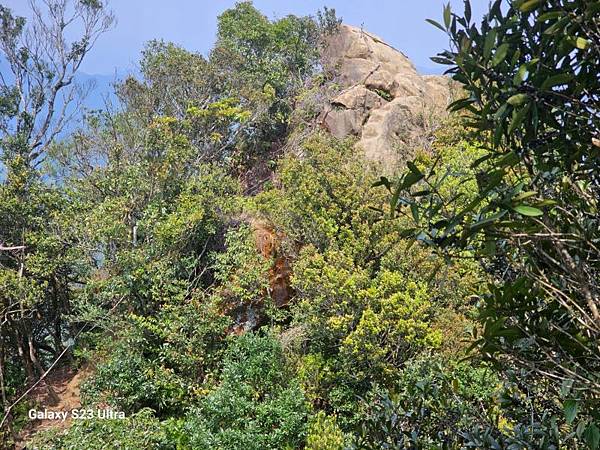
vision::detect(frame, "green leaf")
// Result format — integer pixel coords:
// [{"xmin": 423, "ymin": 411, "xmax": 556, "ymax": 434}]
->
[
  {"xmin": 518, "ymin": 0, "xmax": 543, "ymax": 12},
  {"xmin": 412, "ymin": 190, "xmax": 431, "ymax": 197},
  {"xmin": 577, "ymin": 421, "xmax": 588, "ymax": 438},
  {"xmin": 448, "ymin": 97, "xmax": 476, "ymax": 112},
  {"xmin": 497, "ymin": 151, "xmax": 519, "ymax": 167},
  {"xmin": 407, "ymin": 161, "xmax": 423, "ymax": 176},
  {"xmin": 491, "ymin": 43, "xmax": 510, "ymax": 67},
  {"xmin": 426, "ymin": 18, "xmax": 446, "ymax": 32},
  {"xmin": 410, "ymin": 203, "xmax": 420, "ymax": 222},
  {"xmin": 430, "ymin": 56, "xmax": 454, "ymax": 65},
  {"xmin": 389, "ymin": 183, "xmax": 403, "ymax": 219},
  {"xmin": 541, "ymin": 73, "xmax": 573, "ymax": 90},
  {"xmin": 564, "ymin": 399, "xmax": 578, "ymax": 424},
  {"xmin": 399, "ymin": 171, "xmax": 424, "ymax": 191},
  {"xmin": 537, "ymin": 11, "xmax": 564, "ymax": 22},
  {"xmin": 469, "ymin": 210, "xmax": 507, "ymax": 230},
  {"xmin": 513, "ymin": 205, "xmax": 543, "ymax": 217},
  {"xmin": 535, "ymin": 199, "xmax": 557, "ymax": 207},
  {"xmin": 464, "ymin": 0, "xmax": 472, "ymax": 22},
  {"xmin": 484, "ymin": 30, "xmax": 497, "ymax": 59},
  {"xmin": 508, "ymin": 106, "xmax": 528, "ymax": 134},
  {"xmin": 584, "ymin": 423, "xmax": 600, "ymax": 450},
  {"xmin": 494, "ymin": 103, "xmax": 509, "ymax": 120},
  {"xmin": 470, "ymin": 153, "xmax": 493, "ymax": 169},
  {"xmin": 443, "ymin": 3, "xmax": 452, "ymax": 28},
  {"xmin": 544, "ymin": 16, "xmax": 569, "ymax": 35},
  {"xmin": 513, "ymin": 64, "xmax": 529, "ymax": 85},
  {"xmin": 512, "ymin": 191, "xmax": 536, "ymax": 201},
  {"xmin": 507, "ymin": 93, "xmax": 529, "ymax": 106},
  {"xmin": 372, "ymin": 176, "xmax": 391, "ymax": 190},
  {"xmin": 490, "ymin": 0, "xmax": 502, "ymax": 19}
]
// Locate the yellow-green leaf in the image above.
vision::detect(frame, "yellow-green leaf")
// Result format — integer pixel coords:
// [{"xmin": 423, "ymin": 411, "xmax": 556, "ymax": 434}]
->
[
  {"xmin": 443, "ymin": 3, "xmax": 452, "ymax": 28},
  {"xmin": 513, "ymin": 205, "xmax": 543, "ymax": 217},
  {"xmin": 575, "ymin": 37, "xmax": 589, "ymax": 50},
  {"xmin": 491, "ymin": 43, "xmax": 510, "ymax": 67},
  {"xmin": 519, "ymin": 0, "xmax": 543, "ymax": 12},
  {"xmin": 507, "ymin": 94, "xmax": 529, "ymax": 106}
]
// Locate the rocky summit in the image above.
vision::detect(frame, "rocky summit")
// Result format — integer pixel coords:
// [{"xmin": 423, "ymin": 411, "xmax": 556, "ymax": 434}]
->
[{"xmin": 320, "ymin": 24, "xmax": 454, "ymax": 166}]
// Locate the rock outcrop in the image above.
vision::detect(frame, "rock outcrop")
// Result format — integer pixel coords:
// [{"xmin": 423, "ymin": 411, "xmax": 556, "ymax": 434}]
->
[
  {"xmin": 228, "ymin": 217, "xmax": 294, "ymax": 335},
  {"xmin": 320, "ymin": 24, "xmax": 454, "ymax": 166}
]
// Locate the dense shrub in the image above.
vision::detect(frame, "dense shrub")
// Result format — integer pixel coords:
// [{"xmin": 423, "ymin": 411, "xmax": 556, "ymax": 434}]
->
[
  {"xmin": 30, "ymin": 408, "xmax": 173, "ymax": 450},
  {"xmin": 181, "ymin": 333, "xmax": 308, "ymax": 450}
]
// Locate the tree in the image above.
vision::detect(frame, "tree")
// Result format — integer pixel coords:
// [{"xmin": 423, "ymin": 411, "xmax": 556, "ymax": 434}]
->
[
  {"xmin": 182, "ymin": 333, "xmax": 308, "ymax": 450},
  {"xmin": 116, "ymin": 2, "xmax": 336, "ymax": 171},
  {"xmin": 0, "ymin": 0, "xmax": 114, "ymax": 168},
  {"xmin": 0, "ymin": 0, "xmax": 113, "ymax": 436},
  {"xmin": 383, "ymin": 0, "xmax": 599, "ymax": 443}
]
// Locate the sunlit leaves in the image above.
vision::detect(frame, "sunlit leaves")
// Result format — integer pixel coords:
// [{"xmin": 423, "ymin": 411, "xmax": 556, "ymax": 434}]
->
[
  {"xmin": 512, "ymin": 205, "xmax": 543, "ymax": 217},
  {"xmin": 393, "ymin": 2, "xmax": 600, "ymax": 440},
  {"xmin": 491, "ymin": 43, "xmax": 509, "ymax": 67}
]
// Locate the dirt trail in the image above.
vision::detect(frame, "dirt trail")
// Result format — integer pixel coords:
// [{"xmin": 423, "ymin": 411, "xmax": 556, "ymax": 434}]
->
[{"xmin": 16, "ymin": 365, "xmax": 91, "ymax": 449}]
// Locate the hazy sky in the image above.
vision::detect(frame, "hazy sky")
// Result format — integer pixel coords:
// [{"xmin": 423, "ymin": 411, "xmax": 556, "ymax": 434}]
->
[{"xmin": 2, "ymin": 0, "xmax": 486, "ymax": 75}]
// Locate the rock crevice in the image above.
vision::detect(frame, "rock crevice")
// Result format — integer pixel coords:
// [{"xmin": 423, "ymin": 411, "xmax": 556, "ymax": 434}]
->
[{"xmin": 320, "ymin": 24, "xmax": 453, "ymax": 166}]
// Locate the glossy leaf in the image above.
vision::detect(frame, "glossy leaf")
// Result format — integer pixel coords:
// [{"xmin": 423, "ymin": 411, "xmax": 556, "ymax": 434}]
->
[
  {"xmin": 426, "ymin": 18, "xmax": 446, "ymax": 32},
  {"xmin": 491, "ymin": 43, "xmax": 509, "ymax": 67},
  {"xmin": 563, "ymin": 399, "xmax": 578, "ymax": 424},
  {"xmin": 513, "ymin": 205, "xmax": 543, "ymax": 216}
]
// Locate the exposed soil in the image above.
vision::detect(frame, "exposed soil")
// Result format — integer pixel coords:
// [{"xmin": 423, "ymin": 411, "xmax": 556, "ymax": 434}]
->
[
  {"xmin": 15, "ymin": 365, "xmax": 91, "ymax": 449},
  {"xmin": 251, "ymin": 219, "xmax": 294, "ymax": 308},
  {"xmin": 225, "ymin": 217, "xmax": 295, "ymax": 335}
]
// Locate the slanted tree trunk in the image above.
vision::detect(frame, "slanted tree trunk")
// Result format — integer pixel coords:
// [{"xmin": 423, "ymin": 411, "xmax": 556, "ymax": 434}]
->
[
  {"xmin": 0, "ymin": 339, "xmax": 8, "ymax": 411},
  {"xmin": 27, "ymin": 335, "xmax": 59, "ymax": 405},
  {"xmin": 14, "ymin": 328, "xmax": 35, "ymax": 383}
]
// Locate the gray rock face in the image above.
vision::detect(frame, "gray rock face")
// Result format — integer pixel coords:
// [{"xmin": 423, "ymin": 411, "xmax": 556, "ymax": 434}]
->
[
  {"xmin": 320, "ymin": 24, "xmax": 453, "ymax": 166},
  {"xmin": 323, "ymin": 85, "xmax": 385, "ymax": 138}
]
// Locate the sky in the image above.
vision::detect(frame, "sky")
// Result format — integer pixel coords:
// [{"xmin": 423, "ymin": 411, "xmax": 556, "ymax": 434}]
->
[{"xmin": 2, "ymin": 0, "xmax": 487, "ymax": 76}]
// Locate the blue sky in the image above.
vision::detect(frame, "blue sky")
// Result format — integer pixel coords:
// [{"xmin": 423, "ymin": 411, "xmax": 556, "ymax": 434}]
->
[{"xmin": 2, "ymin": 0, "xmax": 486, "ymax": 76}]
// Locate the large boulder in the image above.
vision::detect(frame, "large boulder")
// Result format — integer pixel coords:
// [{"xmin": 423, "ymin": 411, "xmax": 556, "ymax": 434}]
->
[
  {"xmin": 320, "ymin": 24, "xmax": 453, "ymax": 167},
  {"xmin": 322, "ymin": 85, "xmax": 385, "ymax": 138}
]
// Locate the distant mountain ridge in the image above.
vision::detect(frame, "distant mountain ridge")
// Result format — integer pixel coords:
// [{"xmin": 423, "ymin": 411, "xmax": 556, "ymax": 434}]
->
[{"xmin": 0, "ymin": 57, "xmax": 121, "ymax": 136}]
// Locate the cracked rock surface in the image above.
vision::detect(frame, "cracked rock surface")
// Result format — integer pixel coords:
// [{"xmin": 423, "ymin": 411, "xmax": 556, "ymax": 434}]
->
[{"xmin": 320, "ymin": 24, "xmax": 454, "ymax": 167}]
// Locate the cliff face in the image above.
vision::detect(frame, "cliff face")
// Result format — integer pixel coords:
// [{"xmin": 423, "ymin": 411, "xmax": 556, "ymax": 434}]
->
[
  {"xmin": 320, "ymin": 24, "xmax": 453, "ymax": 166},
  {"xmin": 234, "ymin": 26, "xmax": 454, "ymax": 334}
]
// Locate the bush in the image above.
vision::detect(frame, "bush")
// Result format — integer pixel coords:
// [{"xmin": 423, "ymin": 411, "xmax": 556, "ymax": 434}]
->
[
  {"xmin": 80, "ymin": 327, "xmax": 190, "ymax": 417},
  {"xmin": 80, "ymin": 295, "xmax": 230, "ymax": 417},
  {"xmin": 30, "ymin": 408, "xmax": 173, "ymax": 450},
  {"xmin": 306, "ymin": 411, "xmax": 345, "ymax": 450},
  {"xmin": 356, "ymin": 358, "xmax": 500, "ymax": 449},
  {"xmin": 181, "ymin": 333, "xmax": 309, "ymax": 450}
]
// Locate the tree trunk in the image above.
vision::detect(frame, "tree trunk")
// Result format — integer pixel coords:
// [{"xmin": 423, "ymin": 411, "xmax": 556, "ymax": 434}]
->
[
  {"xmin": 27, "ymin": 335, "xmax": 60, "ymax": 405},
  {"xmin": 0, "ymin": 339, "xmax": 8, "ymax": 410},
  {"xmin": 14, "ymin": 328, "xmax": 35, "ymax": 383},
  {"xmin": 52, "ymin": 278, "xmax": 63, "ymax": 357}
]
